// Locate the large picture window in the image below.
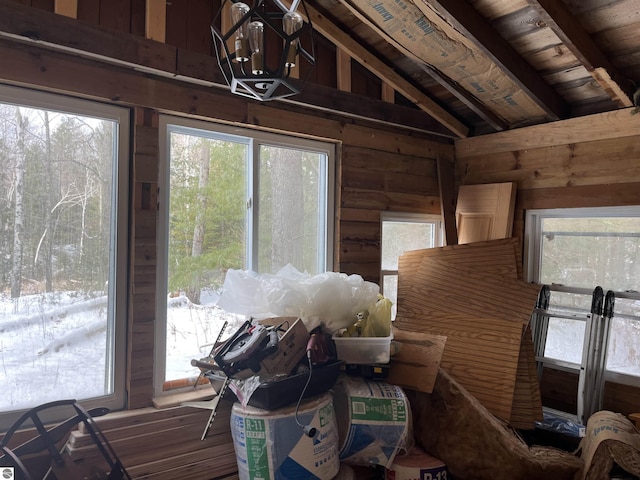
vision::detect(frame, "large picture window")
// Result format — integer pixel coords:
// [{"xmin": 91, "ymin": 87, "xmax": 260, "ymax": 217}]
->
[
  {"xmin": 157, "ymin": 116, "xmax": 335, "ymax": 391},
  {"xmin": 0, "ymin": 85, "xmax": 129, "ymax": 429}
]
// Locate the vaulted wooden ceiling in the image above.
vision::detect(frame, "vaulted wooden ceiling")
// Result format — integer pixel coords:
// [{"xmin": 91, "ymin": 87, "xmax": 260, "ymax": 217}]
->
[
  {"xmin": 307, "ymin": 0, "xmax": 640, "ymax": 137},
  {"xmin": 1, "ymin": 0, "xmax": 639, "ymax": 140}
]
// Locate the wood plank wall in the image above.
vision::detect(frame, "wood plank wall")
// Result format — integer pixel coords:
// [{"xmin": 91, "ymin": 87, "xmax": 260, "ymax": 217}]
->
[
  {"xmin": 455, "ymin": 109, "xmax": 640, "ymax": 416},
  {"xmin": 0, "ymin": 4, "xmax": 452, "ymax": 478}
]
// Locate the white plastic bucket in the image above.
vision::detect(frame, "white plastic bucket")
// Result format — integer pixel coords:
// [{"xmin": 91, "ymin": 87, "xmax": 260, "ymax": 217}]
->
[{"xmin": 230, "ymin": 392, "xmax": 339, "ymax": 480}]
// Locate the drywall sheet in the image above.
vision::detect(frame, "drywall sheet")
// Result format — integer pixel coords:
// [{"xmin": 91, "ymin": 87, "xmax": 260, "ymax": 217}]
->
[{"xmin": 345, "ymin": 0, "xmax": 547, "ymax": 124}]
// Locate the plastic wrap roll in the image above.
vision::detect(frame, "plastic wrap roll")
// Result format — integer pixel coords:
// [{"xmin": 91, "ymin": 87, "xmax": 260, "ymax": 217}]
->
[
  {"xmin": 231, "ymin": 392, "xmax": 339, "ymax": 480},
  {"xmin": 333, "ymin": 375, "xmax": 412, "ymax": 469}
]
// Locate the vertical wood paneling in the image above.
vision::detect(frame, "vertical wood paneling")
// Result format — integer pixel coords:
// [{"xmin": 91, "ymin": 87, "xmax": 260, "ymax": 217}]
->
[
  {"xmin": 129, "ymin": 107, "xmax": 159, "ymax": 410},
  {"xmin": 165, "ymin": 0, "xmax": 188, "ymax": 49},
  {"xmin": 306, "ymin": 34, "xmax": 337, "ymax": 88},
  {"xmin": 131, "ymin": 0, "xmax": 146, "ymax": 37},
  {"xmin": 99, "ymin": 0, "xmax": 131, "ymax": 32},
  {"xmin": 351, "ymin": 59, "xmax": 382, "ymax": 99},
  {"xmin": 31, "ymin": 0, "xmax": 53, "ymax": 9},
  {"xmin": 145, "ymin": 0, "xmax": 165, "ymax": 41},
  {"xmin": 77, "ymin": 0, "xmax": 100, "ymax": 24},
  {"xmin": 186, "ymin": 0, "xmax": 213, "ymax": 54}
]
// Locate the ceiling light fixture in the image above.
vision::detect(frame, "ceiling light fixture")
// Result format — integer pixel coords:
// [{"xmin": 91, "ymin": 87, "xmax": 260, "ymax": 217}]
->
[{"xmin": 210, "ymin": 0, "xmax": 315, "ymax": 101}]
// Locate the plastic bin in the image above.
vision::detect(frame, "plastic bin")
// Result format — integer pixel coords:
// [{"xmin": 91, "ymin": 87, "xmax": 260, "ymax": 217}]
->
[{"xmin": 332, "ymin": 331, "xmax": 393, "ymax": 364}]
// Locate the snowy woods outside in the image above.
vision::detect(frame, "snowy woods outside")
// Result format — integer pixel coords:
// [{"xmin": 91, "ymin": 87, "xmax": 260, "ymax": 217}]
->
[{"xmin": 0, "ymin": 96, "xmax": 122, "ymax": 413}]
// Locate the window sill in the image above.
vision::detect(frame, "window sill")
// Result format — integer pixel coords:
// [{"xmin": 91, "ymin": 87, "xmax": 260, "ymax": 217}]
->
[{"xmin": 152, "ymin": 385, "xmax": 216, "ymax": 409}]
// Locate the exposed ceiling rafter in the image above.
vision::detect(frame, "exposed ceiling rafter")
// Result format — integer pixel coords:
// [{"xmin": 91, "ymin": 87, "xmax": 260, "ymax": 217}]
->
[
  {"xmin": 290, "ymin": 1, "xmax": 470, "ymax": 138},
  {"xmin": 419, "ymin": 0, "xmax": 569, "ymax": 121},
  {"xmin": 525, "ymin": 0, "xmax": 634, "ymax": 108},
  {"xmin": 335, "ymin": 0, "xmax": 509, "ymax": 132}
]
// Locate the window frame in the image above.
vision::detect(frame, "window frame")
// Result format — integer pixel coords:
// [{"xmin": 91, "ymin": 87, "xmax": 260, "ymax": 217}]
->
[
  {"xmin": 155, "ymin": 114, "xmax": 336, "ymax": 396},
  {"xmin": 380, "ymin": 212, "xmax": 443, "ymax": 317},
  {"xmin": 0, "ymin": 84, "xmax": 130, "ymax": 429},
  {"xmin": 524, "ymin": 206, "xmax": 640, "ymax": 388}
]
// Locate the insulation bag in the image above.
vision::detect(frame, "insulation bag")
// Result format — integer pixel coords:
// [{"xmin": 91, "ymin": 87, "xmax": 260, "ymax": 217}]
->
[
  {"xmin": 230, "ymin": 392, "xmax": 339, "ymax": 480},
  {"xmin": 333, "ymin": 375, "xmax": 412, "ymax": 468}
]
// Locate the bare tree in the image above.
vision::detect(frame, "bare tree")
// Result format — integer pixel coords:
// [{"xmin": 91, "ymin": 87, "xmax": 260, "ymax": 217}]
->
[
  {"xmin": 10, "ymin": 108, "xmax": 26, "ymax": 298},
  {"xmin": 187, "ymin": 140, "xmax": 211, "ymax": 304},
  {"xmin": 270, "ymin": 147, "xmax": 304, "ymax": 271}
]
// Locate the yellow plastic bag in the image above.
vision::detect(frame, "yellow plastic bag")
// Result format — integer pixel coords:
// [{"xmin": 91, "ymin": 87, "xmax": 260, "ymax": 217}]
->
[{"xmin": 361, "ymin": 296, "xmax": 392, "ymax": 337}]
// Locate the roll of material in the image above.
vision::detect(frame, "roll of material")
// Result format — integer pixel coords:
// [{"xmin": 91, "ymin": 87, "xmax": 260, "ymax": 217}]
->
[
  {"xmin": 333, "ymin": 375, "xmax": 412, "ymax": 469},
  {"xmin": 230, "ymin": 392, "xmax": 339, "ymax": 480},
  {"xmin": 385, "ymin": 447, "xmax": 448, "ymax": 480}
]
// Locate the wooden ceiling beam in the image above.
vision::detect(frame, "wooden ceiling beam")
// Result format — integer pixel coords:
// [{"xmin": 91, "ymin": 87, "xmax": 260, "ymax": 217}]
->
[
  {"xmin": 525, "ymin": 0, "xmax": 634, "ymax": 108},
  {"xmin": 422, "ymin": 0, "xmax": 569, "ymax": 121}
]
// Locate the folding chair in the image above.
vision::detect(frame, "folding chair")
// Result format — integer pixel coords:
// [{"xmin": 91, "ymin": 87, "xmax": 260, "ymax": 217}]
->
[{"xmin": 0, "ymin": 399, "xmax": 131, "ymax": 480}]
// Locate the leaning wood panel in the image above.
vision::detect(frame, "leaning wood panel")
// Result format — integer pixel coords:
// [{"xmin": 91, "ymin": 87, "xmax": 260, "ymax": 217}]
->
[
  {"xmin": 398, "ymin": 238, "xmax": 522, "ymax": 279},
  {"xmin": 510, "ymin": 326, "xmax": 544, "ymax": 429},
  {"xmin": 455, "ymin": 182, "xmax": 516, "ymax": 244},
  {"xmin": 398, "ymin": 258, "xmax": 539, "ymax": 323},
  {"xmin": 395, "ymin": 313, "xmax": 524, "ymax": 421},
  {"xmin": 396, "ymin": 242, "xmax": 542, "ymax": 423}
]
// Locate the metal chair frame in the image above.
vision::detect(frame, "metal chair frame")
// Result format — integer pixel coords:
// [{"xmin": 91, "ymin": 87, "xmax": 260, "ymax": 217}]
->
[{"xmin": 0, "ymin": 399, "xmax": 131, "ymax": 480}]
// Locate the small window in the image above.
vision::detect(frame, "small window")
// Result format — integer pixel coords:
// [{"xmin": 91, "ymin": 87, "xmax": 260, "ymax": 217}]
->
[
  {"xmin": 525, "ymin": 207, "xmax": 640, "ymax": 382},
  {"xmin": 381, "ymin": 213, "xmax": 443, "ymax": 318}
]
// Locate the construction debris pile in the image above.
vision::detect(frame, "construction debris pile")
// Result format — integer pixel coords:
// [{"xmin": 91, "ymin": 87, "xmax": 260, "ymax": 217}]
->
[{"xmin": 187, "ymin": 244, "xmax": 640, "ymax": 480}]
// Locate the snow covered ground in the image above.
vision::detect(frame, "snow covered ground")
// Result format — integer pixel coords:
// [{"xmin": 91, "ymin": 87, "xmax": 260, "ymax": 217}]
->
[{"xmin": 0, "ymin": 290, "xmax": 242, "ymax": 413}]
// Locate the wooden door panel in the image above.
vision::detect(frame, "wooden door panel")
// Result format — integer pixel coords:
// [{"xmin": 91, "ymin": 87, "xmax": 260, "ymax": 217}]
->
[{"xmin": 455, "ymin": 182, "xmax": 516, "ymax": 244}]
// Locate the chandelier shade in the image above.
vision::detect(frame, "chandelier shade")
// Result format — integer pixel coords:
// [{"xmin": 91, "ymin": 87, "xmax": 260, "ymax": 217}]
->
[{"xmin": 210, "ymin": 0, "xmax": 316, "ymax": 101}]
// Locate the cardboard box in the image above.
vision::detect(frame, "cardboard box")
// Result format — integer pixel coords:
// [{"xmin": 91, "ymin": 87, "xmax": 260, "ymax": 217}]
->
[{"xmin": 259, "ymin": 317, "xmax": 309, "ymax": 376}]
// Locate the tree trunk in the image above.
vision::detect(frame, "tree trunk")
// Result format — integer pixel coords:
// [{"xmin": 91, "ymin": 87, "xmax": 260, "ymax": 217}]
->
[
  {"xmin": 271, "ymin": 148, "xmax": 304, "ymax": 271},
  {"xmin": 43, "ymin": 110, "xmax": 53, "ymax": 292},
  {"xmin": 187, "ymin": 141, "xmax": 210, "ymax": 304},
  {"xmin": 10, "ymin": 108, "xmax": 26, "ymax": 298}
]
